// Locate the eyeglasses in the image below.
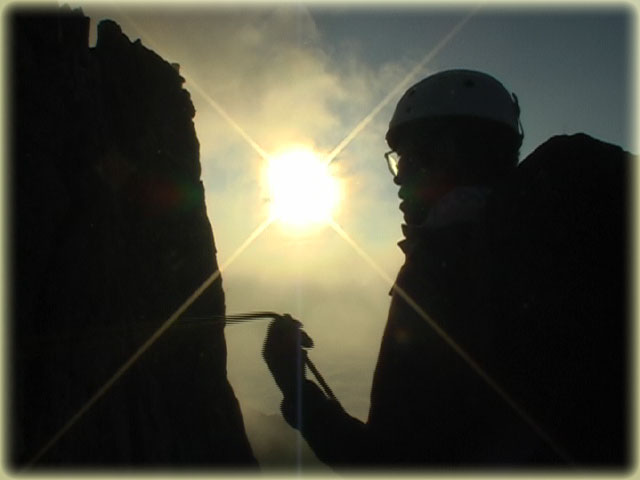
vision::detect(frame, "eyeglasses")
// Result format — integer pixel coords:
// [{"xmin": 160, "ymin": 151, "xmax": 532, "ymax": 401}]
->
[
  {"xmin": 384, "ymin": 150, "xmax": 400, "ymax": 177},
  {"xmin": 384, "ymin": 150, "xmax": 432, "ymax": 179}
]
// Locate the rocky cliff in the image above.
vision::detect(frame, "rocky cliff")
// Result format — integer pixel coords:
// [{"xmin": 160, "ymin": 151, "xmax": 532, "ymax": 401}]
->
[{"xmin": 9, "ymin": 6, "xmax": 257, "ymax": 469}]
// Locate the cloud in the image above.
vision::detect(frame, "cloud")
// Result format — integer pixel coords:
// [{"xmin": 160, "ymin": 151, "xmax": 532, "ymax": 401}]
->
[
  {"xmin": 84, "ymin": 6, "xmax": 403, "ymax": 151},
  {"xmin": 103, "ymin": 6, "xmax": 343, "ymax": 153}
]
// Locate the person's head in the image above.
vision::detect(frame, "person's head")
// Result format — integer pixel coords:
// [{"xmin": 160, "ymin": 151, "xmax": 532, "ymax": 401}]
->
[{"xmin": 385, "ymin": 69, "xmax": 523, "ymax": 225}]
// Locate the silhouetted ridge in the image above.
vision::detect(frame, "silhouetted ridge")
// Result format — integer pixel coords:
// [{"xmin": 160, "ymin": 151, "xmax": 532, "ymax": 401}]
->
[{"xmin": 9, "ymin": 6, "xmax": 257, "ymax": 468}]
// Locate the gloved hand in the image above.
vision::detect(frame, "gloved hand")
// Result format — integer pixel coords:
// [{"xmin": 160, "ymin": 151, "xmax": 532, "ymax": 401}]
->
[{"xmin": 262, "ymin": 314, "xmax": 314, "ymax": 399}]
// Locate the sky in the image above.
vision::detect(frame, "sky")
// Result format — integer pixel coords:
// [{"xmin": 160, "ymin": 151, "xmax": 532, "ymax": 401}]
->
[{"xmin": 45, "ymin": 0, "xmax": 638, "ymax": 468}]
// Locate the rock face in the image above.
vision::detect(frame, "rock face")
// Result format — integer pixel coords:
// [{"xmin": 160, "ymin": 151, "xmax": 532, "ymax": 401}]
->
[{"xmin": 9, "ymin": 6, "xmax": 257, "ymax": 469}]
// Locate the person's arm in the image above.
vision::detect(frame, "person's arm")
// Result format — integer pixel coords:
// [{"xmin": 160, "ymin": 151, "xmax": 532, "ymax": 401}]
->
[
  {"xmin": 281, "ymin": 379, "xmax": 371, "ymax": 466},
  {"xmin": 262, "ymin": 317, "xmax": 373, "ymax": 468}
]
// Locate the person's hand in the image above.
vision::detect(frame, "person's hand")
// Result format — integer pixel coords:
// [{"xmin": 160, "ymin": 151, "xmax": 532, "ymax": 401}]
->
[{"xmin": 262, "ymin": 314, "xmax": 314, "ymax": 399}]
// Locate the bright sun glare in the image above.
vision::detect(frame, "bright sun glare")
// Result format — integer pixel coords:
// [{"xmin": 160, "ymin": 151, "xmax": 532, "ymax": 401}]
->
[{"xmin": 266, "ymin": 146, "xmax": 340, "ymax": 229}]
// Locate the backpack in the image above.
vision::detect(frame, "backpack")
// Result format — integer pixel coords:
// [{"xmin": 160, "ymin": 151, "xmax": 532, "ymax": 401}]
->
[{"xmin": 475, "ymin": 133, "xmax": 631, "ymax": 466}]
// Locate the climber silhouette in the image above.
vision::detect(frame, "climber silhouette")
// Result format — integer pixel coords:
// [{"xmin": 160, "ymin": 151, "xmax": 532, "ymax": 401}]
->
[{"xmin": 263, "ymin": 69, "xmax": 630, "ymax": 470}]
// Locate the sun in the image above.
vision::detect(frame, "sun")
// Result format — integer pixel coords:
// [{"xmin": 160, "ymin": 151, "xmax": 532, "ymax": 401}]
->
[{"xmin": 265, "ymin": 146, "xmax": 340, "ymax": 229}]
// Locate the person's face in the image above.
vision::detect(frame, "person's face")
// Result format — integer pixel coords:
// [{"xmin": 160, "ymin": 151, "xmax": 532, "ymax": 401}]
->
[{"xmin": 392, "ymin": 141, "xmax": 456, "ymax": 226}]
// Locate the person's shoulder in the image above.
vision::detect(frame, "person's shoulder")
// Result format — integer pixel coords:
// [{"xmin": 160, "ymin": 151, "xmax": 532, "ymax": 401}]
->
[
  {"xmin": 480, "ymin": 131, "xmax": 629, "ymax": 263},
  {"xmin": 518, "ymin": 133, "xmax": 631, "ymax": 175},
  {"xmin": 489, "ymin": 132, "xmax": 630, "ymax": 209},
  {"xmin": 529, "ymin": 132, "xmax": 628, "ymax": 153}
]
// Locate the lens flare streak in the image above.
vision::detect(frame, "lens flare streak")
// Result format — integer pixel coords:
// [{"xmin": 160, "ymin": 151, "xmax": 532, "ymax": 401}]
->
[
  {"xmin": 184, "ymin": 75, "xmax": 272, "ymax": 162},
  {"xmin": 327, "ymin": 218, "xmax": 395, "ymax": 286}
]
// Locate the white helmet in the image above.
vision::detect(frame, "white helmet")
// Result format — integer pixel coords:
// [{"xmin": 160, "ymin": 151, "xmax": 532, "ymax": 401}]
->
[{"xmin": 386, "ymin": 69, "xmax": 522, "ymax": 149}]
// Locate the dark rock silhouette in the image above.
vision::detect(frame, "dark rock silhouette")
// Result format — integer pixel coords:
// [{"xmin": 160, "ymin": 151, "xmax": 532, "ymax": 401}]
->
[{"xmin": 9, "ymin": 6, "xmax": 257, "ymax": 469}]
